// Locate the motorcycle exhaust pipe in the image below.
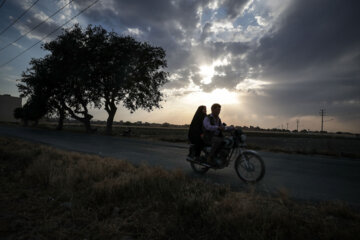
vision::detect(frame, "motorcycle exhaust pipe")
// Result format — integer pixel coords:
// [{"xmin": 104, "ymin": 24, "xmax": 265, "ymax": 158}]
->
[{"xmin": 186, "ymin": 157, "xmax": 212, "ymax": 168}]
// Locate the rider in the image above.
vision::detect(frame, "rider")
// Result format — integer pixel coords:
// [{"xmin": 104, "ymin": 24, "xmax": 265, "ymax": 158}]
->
[
  {"xmin": 188, "ymin": 105, "xmax": 207, "ymax": 159},
  {"xmin": 202, "ymin": 103, "xmax": 228, "ymax": 165}
]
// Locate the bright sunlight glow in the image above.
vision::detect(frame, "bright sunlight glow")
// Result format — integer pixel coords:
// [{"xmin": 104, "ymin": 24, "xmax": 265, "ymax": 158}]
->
[
  {"xmin": 184, "ymin": 88, "xmax": 240, "ymax": 105},
  {"xmin": 235, "ymin": 78, "xmax": 271, "ymax": 91},
  {"xmin": 199, "ymin": 56, "xmax": 231, "ymax": 85},
  {"xmin": 199, "ymin": 65, "xmax": 214, "ymax": 84}
]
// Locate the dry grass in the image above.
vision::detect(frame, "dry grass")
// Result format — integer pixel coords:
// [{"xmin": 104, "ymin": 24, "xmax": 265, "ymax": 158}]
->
[{"xmin": 1, "ymin": 137, "xmax": 359, "ymax": 240}]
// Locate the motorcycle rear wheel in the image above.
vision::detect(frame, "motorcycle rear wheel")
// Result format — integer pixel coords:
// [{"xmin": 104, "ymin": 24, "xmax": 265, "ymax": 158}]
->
[{"xmin": 235, "ymin": 151, "xmax": 265, "ymax": 183}]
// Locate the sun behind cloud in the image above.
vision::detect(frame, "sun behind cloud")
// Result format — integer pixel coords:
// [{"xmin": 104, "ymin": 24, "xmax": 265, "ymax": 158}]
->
[
  {"xmin": 184, "ymin": 88, "xmax": 240, "ymax": 105},
  {"xmin": 199, "ymin": 65, "xmax": 214, "ymax": 84}
]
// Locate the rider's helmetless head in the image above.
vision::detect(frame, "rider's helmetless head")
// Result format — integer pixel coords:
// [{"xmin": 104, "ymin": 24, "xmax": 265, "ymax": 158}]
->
[{"xmin": 211, "ymin": 103, "xmax": 221, "ymax": 117}]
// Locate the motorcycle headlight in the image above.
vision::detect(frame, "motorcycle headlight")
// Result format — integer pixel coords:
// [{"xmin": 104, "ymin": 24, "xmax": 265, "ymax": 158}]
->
[{"xmin": 240, "ymin": 134, "xmax": 246, "ymax": 142}]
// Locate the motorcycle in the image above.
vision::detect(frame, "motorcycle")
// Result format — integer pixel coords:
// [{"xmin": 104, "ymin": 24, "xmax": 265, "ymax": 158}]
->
[{"xmin": 186, "ymin": 128, "xmax": 265, "ymax": 183}]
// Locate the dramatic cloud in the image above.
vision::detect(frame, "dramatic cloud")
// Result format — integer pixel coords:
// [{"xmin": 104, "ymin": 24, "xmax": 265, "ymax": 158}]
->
[
  {"xmin": 71, "ymin": 0, "xmax": 252, "ymax": 84},
  {"xmin": 0, "ymin": 0, "xmax": 359, "ymax": 132},
  {"xmin": 246, "ymin": 0, "xmax": 360, "ymax": 122}
]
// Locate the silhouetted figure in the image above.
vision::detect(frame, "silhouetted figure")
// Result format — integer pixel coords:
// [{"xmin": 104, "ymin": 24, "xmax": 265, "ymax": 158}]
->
[
  {"xmin": 203, "ymin": 103, "xmax": 224, "ymax": 165},
  {"xmin": 188, "ymin": 105, "xmax": 207, "ymax": 158}
]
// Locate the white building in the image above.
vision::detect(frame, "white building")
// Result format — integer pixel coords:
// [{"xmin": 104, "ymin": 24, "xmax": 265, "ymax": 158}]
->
[{"xmin": 0, "ymin": 94, "xmax": 22, "ymax": 122}]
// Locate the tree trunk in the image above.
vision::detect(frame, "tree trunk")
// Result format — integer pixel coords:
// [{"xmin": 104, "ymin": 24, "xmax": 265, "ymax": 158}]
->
[
  {"xmin": 83, "ymin": 118, "xmax": 92, "ymax": 133},
  {"xmin": 105, "ymin": 101, "xmax": 117, "ymax": 135},
  {"xmin": 33, "ymin": 120, "xmax": 39, "ymax": 127},
  {"xmin": 106, "ymin": 110, "xmax": 116, "ymax": 135},
  {"xmin": 56, "ymin": 109, "xmax": 64, "ymax": 130},
  {"xmin": 78, "ymin": 113, "xmax": 93, "ymax": 133},
  {"xmin": 62, "ymin": 103, "xmax": 94, "ymax": 133}
]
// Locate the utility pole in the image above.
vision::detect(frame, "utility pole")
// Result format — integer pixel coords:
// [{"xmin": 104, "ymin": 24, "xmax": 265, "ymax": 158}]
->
[
  {"xmin": 319, "ymin": 109, "xmax": 326, "ymax": 132},
  {"xmin": 296, "ymin": 119, "xmax": 299, "ymax": 131},
  {"xmin": 286, "ymin": 122, "xmax": 289, "ymax": 130}
]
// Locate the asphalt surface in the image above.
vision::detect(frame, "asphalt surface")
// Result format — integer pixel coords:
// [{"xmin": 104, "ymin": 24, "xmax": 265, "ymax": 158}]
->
[{"xmin": 1, "ymin": 124, "xmax": 360, "ymax": 206}]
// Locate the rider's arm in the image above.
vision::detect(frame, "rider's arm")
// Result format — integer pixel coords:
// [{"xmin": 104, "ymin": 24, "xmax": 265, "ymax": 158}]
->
[{"xmin": 203, "ymin": 117, "xmax": 220, "ymax": 131}]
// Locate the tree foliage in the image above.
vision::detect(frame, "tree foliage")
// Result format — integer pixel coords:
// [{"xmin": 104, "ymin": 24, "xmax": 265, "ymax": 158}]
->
[
  {"xmin": 16, "ymin": 58, "xmax": 54, "ymax": 126},
  {"xmin": 84, "ymin": 25, "xmax": 168, "ymax": 134},
  {"xmin": 16, "ymin": 24, "xmax": 168, "ymax": 133}
]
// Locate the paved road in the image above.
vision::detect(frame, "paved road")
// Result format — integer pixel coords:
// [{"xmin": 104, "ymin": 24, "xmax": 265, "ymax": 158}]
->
[{"xmin": 1, "ymin": 125, "xmax": 360, "ymax": 206}]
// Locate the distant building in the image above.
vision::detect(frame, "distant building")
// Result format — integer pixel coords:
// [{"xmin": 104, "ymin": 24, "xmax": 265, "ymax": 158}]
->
[{"xmin": 0, "ymin": 94, "xmax": 22, "ymax": 122}]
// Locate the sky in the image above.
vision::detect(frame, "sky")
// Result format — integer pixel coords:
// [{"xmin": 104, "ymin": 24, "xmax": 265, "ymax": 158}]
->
[{"xmin": 0, "ymin": 0, "xmax": 359, "ymax": 133}]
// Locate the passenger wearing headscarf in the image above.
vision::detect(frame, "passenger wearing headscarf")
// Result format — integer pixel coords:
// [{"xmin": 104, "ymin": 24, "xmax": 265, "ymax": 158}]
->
[{"xmin": 188, "ymin": 105, "xmax": 207, "ymax": 158}]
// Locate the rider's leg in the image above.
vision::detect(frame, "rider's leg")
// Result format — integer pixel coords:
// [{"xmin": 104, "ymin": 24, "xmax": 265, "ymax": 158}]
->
[
  {"xmin": 188, "ymin": 135, "xmax": 196, "ymax": 157},
  {"xmin": 194, "ymin": 137, "xmax": 204, "ymax": 158},
  {"xmin": 207, "ymin": 136, "xmax": 223, "ymax": 164},
  {"xmin": 188, "ymin": 145, "xmax": 195, "ymax": 157},
  {"xmin": 188, "ymin": 136, "xmax": 203, "ymax": 159}
]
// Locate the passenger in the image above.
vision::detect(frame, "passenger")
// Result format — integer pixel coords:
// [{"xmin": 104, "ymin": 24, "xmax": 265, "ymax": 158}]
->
[{"xmin": 188, "ymin": 105, "xmax": 207, "ymax": 159}]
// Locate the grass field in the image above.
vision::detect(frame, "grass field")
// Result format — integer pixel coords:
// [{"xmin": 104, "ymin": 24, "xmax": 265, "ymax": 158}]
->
[{"xmin": 1, "ymin": 137, "xmax": 359, "ymax": 239}]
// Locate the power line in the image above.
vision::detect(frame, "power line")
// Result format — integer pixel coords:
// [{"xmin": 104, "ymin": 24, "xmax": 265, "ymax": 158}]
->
[
  {"xmin": 0, "ymin": 0, "xmax": 40, "ymax": 36},
  {"xmin": 0, "ymin": 0, "xmax": 100, "ymax": 68},
  {"xmin": 0, "ymin": 0, "xmax": 7, "ymax": 9},
  {"xmin": 0, "ymin": 0, "xmax": 75, "ymax": 53}
]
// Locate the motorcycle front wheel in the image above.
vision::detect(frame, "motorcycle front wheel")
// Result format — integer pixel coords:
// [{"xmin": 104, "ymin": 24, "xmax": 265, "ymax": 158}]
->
[{"xmin": 235, "ymin": 151, "xmax": 265, "ymax": 183}]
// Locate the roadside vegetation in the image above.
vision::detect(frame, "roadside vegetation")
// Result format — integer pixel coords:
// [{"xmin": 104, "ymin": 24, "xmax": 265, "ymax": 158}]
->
[{"xmin": 1, "ymin": 136, "xmax": 359, "ymax": 240}]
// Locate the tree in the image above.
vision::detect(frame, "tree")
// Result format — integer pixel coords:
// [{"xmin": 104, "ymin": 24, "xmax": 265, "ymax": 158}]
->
[
  {"xmin": 17, "ymin": 24, "xmax": 168, "ymax": 134},
  {"xmin": 17, "ymin": 57, "xmax": 67, "ymax": 130},
  {"xmin": 13, "ymin": 107, "xmax": 27, "ymax": 126},
  {"xmin": 162, "ymin": 122, "xmax": 170, "ymax": 127},
  {"xmin": 13, "ymin": 96, "xmax": 48, "ymax": 126},
  {"xmin": 42, "ymin": 25, "xmax": 101, "ymax": 132},
  {"xmin": 17, "ymin": 57, "xmax": 55, "ymax": 126},
  {"xmin": 84, "ymin": 25, "xmax": 168, "ymax": 134}
]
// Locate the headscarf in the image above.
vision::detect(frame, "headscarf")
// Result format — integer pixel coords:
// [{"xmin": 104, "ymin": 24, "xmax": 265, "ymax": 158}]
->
[{"xmin": 188, "ymin": 105, "xmax": 206, "ymax": 139}]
